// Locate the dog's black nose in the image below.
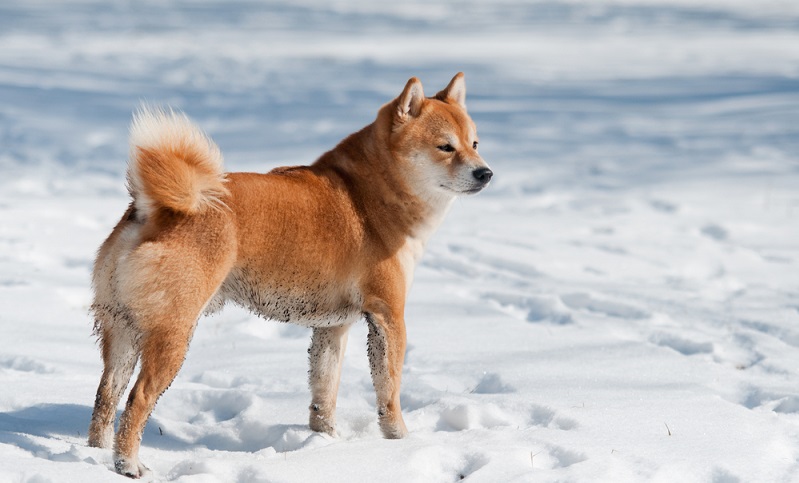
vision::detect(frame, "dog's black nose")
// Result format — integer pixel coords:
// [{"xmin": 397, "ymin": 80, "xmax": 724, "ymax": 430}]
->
[{"xmin": 472, "ymin": 167, "xmax": 493, "ymax": 183}]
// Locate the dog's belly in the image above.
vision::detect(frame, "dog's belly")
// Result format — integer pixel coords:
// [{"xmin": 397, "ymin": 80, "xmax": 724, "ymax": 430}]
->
[{"xmin": 210, "ymin": 267, "xmax": 363, "ymax": 328}]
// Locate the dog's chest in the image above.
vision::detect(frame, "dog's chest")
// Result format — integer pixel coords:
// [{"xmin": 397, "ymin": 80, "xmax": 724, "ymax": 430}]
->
[{"xmin": 212, "ymin": 267, "xmax": 363, "ymax": 327}]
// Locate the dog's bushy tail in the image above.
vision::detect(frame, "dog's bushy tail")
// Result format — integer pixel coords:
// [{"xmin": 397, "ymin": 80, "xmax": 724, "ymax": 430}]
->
[{"xmin": 126, "ymin": 106, "xmax": 228, "ymax": 217}]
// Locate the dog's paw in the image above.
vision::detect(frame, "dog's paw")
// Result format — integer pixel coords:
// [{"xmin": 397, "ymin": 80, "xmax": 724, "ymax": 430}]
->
[
  {"xmin": 309, "ymin": 408, "xmax": 338, "ymax": 437},
  {"xmin": 379, "ymin": 416, "xmax": 408, "ymax": 439},
  {"xmin": 114, "ymin": 455, "xmax": 150, "ymax": 479},
  {"xmin": 87, "ymin": 426, "xmax": 114, "ymax": 449}
]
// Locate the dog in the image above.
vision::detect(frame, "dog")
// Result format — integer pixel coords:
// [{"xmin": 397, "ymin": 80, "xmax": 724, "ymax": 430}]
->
[{"xmin": 86, "ymin": 73, "xmax": 492, "ymax": 478}]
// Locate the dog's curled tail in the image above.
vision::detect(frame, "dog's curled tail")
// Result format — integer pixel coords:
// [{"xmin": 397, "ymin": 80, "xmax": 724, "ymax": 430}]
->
[{"xmin": 127, "ymin": 106, "xmax": 228, "ymax": 217}]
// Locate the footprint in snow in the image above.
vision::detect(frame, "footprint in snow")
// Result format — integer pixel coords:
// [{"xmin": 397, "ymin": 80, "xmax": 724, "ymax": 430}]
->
[
  {"xmin": 187, "ymin": 390, "xmax": 255, "ymax": 424},
  {"xmin": 435, "ymin": 401, "xmax": 578, "ymax": 432},
  {"xmin": 191, "ymin": 371, "xmax": 258, "ymax": 389},
  {"xmin": 455, "ymin": 452, "xmax": 491, "ymax": 480},
  {"xmin": 531, "ymin": 444, "xmax": 587, "ymax": 469},
  {"xmin": 530, "ymin": 404, "xmax": 579, "ymax": 431},
  {"xmin": 471, "ymin": 372, "xmax": 516, "ymax": 394},
  {"xmin": 649, "ymin": 332, "xmax": 714, "ymax": 356},
  {"xmin": 0, "ymin": 279, "xmax": 27, "ymax": 287},
  {"xmin": 481, "ymin": 292, "xmax": 573, "ymax": 325},
  {"xmin": 560, "ymin": 292, "xmax": 649, "ymax": 320},
  {"xmin": 0, "ymin": 356, "xmax": 56, "ymax": 374},
  {"xmin": 649, "ymin": 199, "xmax": 679, "ymax": 213},
  {"xmin": 740, "ymin": 319, "xmax": 799, "ymax": 348},
  {"xmin": 425, "ymin": 243, "xmax": 542, "ymax": 281},
  {"xmin": 741, "ymin": 388, "xmax": 799, "ymax": 414},
  {"xmin": 436, "ymin": 403, "xmax": 511, "ymax": 432},
  {"xmin": 700, "ymin": 223, "xmax": 729, "ymax": 241},
  {"xmin": 447, "ymin": 444, "xmax": 588, "ymax": 475}
]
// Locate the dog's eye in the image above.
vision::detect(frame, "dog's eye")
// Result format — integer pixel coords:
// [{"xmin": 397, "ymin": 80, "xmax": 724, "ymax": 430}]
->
[
  {"xmin": 472, "ymin": 141, "xmax": 478, "ymax": 150},
  {"xmin": 437, "ymin": 144, "xmax": 455, "ymax": 153}
]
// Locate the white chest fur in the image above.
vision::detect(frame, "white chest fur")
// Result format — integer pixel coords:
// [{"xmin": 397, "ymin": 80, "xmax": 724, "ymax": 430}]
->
[{"xmin": 396, "ymin": 196, "xmax": 454, "ymax": 293}]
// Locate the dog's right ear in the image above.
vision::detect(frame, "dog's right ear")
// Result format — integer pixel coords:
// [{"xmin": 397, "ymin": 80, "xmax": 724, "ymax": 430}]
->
[{"xmin": 395, "ymin": 77, "xmax": 424, "ymax": 122}]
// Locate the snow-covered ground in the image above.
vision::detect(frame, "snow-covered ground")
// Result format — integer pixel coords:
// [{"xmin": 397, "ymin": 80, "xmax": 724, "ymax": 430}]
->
[{"xmin": 1, "ymin": 1, "xmax": 798, "ymax": 481}]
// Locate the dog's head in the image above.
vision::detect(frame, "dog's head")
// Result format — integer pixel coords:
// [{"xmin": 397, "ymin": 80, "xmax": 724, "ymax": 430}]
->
[{"xmin": 386, "ymin": 73, "xmax": 493, "ymax": 201}]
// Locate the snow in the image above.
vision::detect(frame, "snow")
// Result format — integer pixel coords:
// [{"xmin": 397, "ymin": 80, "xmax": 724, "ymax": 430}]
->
[{"xmin": 1, "ymin": 0, "xmax": 798, "ymax": 481}]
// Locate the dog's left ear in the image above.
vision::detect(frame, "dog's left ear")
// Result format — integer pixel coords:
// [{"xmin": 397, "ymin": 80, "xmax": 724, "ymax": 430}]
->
[{"xmin": 435, "ymin": 72, "xmax": 466, "ymax": 110}]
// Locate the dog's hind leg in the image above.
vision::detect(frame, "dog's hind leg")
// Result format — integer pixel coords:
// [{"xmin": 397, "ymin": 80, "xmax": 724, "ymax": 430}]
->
[
  {"xmin": 308, "ymin": 324, "xmax": 351, "ymax": 436},
  {"xmin": 88, "ymin": 315, "xmax": 140, "ymax": 449},
  {"xmin": 112, "ymin": 318, "xmax": 196, "ymax": 478},
  {"xmin": 111, "ymin": 234, "xmax": 234, "ymax": 477},
  {"xmin": 88, "ymin": 208, "xmax": 142, "ymax": 449}
]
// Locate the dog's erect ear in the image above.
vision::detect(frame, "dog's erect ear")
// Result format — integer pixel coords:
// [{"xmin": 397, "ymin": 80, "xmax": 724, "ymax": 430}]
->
[
  {"xmin": 435, "ymin": 72, "xmax": 466, "ymax": 110},
  {"xmin": 396, "ymin": 77, "xmax": 424, "ymax": 121}
]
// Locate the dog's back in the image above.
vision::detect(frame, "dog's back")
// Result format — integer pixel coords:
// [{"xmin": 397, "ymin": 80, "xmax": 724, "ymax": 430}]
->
[{"xmin": 209, "ymin": 168, "xmax": 367, "ymax": 326}]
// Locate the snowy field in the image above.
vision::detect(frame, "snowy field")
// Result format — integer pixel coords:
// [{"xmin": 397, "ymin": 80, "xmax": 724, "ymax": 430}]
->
[{"xmin": 1, "ymin": 0, "xmax": 799, "ymax": 481}]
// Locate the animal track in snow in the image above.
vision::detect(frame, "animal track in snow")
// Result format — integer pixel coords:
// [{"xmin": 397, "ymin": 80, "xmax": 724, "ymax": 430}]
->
[
  {"xmin": 184, "ymin": 390, "xmax": 256, "ymax": 424},
  {"xmin": 436, "ymin": 403, "xmax": 511, "ymax": 432},
  {"xmin": 649, "ymin": 199, "xmax": 678, "ymax": 213},
  {"xmin": 531, "ymin": 444, "xmax": 587, "ymax": 469},
  {"xmin": 448, "ymin": 243, "xmax": 542, "ymax": 279},
  {"xmin": 154, "ymin": 393, "xmax": 324, "ymax": 454},
  {"xmin": 434, "ymin": 400, "xmax": 578, "ymax": 432},
  {"xmin": 700, "ymin": 223, "xmax": 729, "ymax": 241},
  {"xmin": 191, "ymin": 371, "xmax": 258, "ymax": 390},
  {"xmin": 0, "ymin": 356, "xmax": 56, "ymax": 374},
  {"xmin": 649, "ymin": 332, "xmax": 714, "ymax": 356},
  {"xmin": 529, "ymin": 404, "xmax": 579, "ymax": 431},
  {"xmin": 0, "ymin": 279, "xmax": 27, "ymax": 287},
  {"xmin": 455, "ymin": 452, "xmax": 491, "ymax": 480},
  {"xmin": 711, "ymin": 467, "xmax": 743, "ymax": 483},
  {"xmin": 560, "ymin": 292, "xmax": 650, "ymax": 320},
  {"xmin": 740, "ymin": 319, "xmax": 799, "ymax": 348},
  {"xmin": 471, "ymin": 372, "xmax": 516, "ymax": 394},
  {"xmin": 423, "ymin": 242, "xmax": 542, "ymax": 285},
  {"xmin": 741, "ymin": 388, "xmax": 799, "ymax": 414},
  {"xmin": 481, "ymin": 292, "xmax": 573, "ymax": 325}
]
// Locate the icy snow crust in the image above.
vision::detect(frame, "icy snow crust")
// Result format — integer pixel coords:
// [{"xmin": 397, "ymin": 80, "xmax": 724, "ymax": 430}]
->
[{"xmin": 1, "ymin": 1, "xmax": 798, "ymax": 481}]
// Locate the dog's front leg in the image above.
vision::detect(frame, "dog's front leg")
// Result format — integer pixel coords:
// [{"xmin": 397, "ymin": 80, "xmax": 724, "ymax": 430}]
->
[
  {"xmin": 308, "ymin": 324, "xmax": 351, "ymax": 436},
  {"xmin": 365, "ymin": 307, "xmax": 408, "ymax": 439}
]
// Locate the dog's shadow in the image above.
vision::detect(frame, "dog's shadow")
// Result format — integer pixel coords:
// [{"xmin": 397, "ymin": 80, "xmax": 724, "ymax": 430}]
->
[
  {"xmin": 0, "ymin": 403, "xmax": 94, "ymax": 461},
  {"xmin": 0, "ymin": 403, "xmax": 89, "ymax": 438},
  {"xmin": 0, "ymin": 403, "xmax": 316, "ymax": 460},
  {"xmin": 144, "ymin": 416, "xmax": 318, "ymax": 454}
]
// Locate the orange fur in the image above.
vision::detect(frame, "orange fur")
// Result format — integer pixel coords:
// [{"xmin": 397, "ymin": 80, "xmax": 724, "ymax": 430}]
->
[
  {"xmin": 88, "ymin": 74, "xmax": 492, "ymax": 478},
  {"xmin": 126, "ymin": 107, "xmax": 228, "ymax": 216},
  {"xmin": 131, "ymin": 145, "xmax": 228, "ymax": 214}
]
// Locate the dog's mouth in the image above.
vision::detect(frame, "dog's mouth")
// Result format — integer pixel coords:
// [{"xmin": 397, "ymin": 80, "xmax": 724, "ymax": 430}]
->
[
  {"xmin": 440, "ymin": 184, "xmax": 487, "ymax": 195},
  {"xmin": 461, "ymin": 186, "xmax": 486, "ymax": 195}
]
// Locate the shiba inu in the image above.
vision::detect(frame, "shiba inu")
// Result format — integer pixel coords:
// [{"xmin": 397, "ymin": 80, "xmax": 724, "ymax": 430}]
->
[{"xmin": 86, "ymin": 73, "xmax": 492, "ymax": 478}]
